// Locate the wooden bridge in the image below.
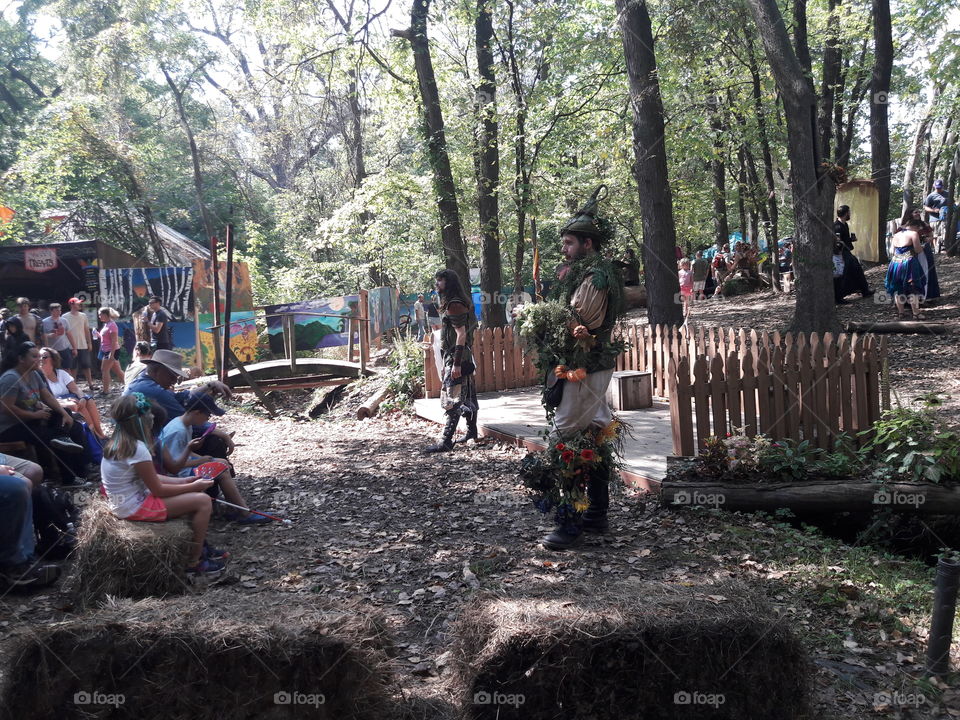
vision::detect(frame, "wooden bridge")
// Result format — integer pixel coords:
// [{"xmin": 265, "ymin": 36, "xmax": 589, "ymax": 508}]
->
[{"xmin": 224, "ymin": 357, "xmax": 375, "ymax": 392}]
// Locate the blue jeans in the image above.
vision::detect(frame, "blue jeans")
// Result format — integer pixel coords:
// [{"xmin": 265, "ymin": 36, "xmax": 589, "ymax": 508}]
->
[{"xmin": 0, "ymin": 474, "xmax": 34, "ymax": 567}]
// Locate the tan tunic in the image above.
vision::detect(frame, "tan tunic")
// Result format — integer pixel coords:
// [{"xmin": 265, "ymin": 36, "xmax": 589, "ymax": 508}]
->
[{"xmin": 569, "ymin": 273, "xmax": 608, "ymax": 331}]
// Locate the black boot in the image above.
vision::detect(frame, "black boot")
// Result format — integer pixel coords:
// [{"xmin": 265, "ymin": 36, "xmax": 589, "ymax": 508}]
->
[
  {"xmin": 582, "ymin": 476, "xmax": 610, "ymax": 534},
  {"xmin": 542, "ymin": 505, "xmax": 584, "ymax": 551},
  {"xmin": 542, "ymin": 526, "xmax": 583, "ymax": 551},
  {"xmin": 424, "ymin": 413, "xmax": 459, "ymax": 453},
  {"xmin": 454, "ymin": 411, "xmax": 478, "ymax": 444}
]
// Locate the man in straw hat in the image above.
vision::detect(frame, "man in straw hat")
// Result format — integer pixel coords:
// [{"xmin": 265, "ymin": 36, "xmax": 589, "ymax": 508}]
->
[
  {"xmin": 525, "ymin": 186, "xmax": 627, "ymax": 551},
  {"xmin": 124, "ymin": 350, "xmax": 235, "ymax": 457}
]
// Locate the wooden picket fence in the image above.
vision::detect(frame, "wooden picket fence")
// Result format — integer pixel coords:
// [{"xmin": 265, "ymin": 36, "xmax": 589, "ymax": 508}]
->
[
  {"xmin": 423, "ymin": 326, "xmax": 539, "ymax": 398},
  {"xmin": 668, "ymin": 332, "xmax": 889, "ymax": 457}
]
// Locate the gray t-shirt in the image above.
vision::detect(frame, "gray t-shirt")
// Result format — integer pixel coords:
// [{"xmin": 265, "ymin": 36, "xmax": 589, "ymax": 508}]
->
[
  {"xmin": 0, "ymin": 368, "xmax": 45, "ymax": 435},
  {"xmin": 42, "ymin": 314, "xmax": 73, "ymax": 351}
]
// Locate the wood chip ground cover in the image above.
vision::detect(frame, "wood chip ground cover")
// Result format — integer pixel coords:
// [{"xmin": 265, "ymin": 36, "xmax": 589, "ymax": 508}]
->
[{"xmin": 1, "ymin": 258, "xmax": 958, "ymax": 718}]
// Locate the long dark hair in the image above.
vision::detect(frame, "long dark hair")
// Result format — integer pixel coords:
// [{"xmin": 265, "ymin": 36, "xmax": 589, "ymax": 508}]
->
[
  {"xmin": 1, "ymin": 341, "xmax": 36, "ymax": 372},
  {"xmin": 435, "ymin": 269, "xmax": 474, "ymax": 313}
]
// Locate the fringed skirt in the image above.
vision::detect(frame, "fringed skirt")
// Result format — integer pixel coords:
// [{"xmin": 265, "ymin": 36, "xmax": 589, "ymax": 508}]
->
[{"xmin": 884, "ymin": 252, "xmax": 925, "ymax": 297}]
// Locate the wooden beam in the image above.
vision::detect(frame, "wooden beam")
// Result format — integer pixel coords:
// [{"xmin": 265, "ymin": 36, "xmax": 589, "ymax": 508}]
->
[
  {"xmin": 226, "ymin": 345, "xmax": 276, "ymax": 417},
  {"xmin": 844, "ymin": 321, "xmax": 950, "ymax": 334}
]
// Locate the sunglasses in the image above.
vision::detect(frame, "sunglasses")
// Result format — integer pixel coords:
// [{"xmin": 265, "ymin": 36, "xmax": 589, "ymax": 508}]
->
[{"xmin": 39, "ymin": 354, "xmax": 51, "ymax": 359}]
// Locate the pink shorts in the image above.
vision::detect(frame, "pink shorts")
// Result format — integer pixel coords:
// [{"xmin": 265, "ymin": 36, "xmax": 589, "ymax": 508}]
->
[
  {"xmin": 126, "ymin": 494, "xmax": 168, "ymax": 522},
  {"xmin": 680, "ymin": 287, "xmax": 693, "ymax": 297}
]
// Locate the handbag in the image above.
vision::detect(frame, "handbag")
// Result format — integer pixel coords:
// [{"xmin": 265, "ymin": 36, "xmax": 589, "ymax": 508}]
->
[{"xmin": 544, "ymin": 374, "xmax": 565, "ymax": 408}]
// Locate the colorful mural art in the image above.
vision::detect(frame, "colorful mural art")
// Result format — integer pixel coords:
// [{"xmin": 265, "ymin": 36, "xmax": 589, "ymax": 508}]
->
[
  {"xmin": 192, "ymin": 260, "xmax": 256, "ymax": 371},
  {"xmin": 99, "ymin": 266, "xmax": 194, "ymax": 321},
  {"xmin": 264, "ymin": 287, "xmax": 398, "ymax": 354}
]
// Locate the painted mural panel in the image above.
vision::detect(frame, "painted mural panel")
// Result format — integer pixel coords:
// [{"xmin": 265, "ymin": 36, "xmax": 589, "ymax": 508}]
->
[
  {"xmin": 99, "ymin": 266, "xmax": 194, "ymax": 320},
  {"xmin": 264, "ymin": 296, "xmax": 360, "ymax": 352},
  {"xmin": 191, "ymin": 260, "xmax": 256, "ymax": 371}
]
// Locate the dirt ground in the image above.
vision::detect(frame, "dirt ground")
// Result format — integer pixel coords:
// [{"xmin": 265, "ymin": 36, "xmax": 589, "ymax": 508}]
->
[{"xmin": 1, "ymin": 256, "xmax": 958, "ymax": 719}]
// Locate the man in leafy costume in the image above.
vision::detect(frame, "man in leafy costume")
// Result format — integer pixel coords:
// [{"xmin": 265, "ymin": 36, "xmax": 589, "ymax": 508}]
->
[
  {"xmin": 516, "ymin": 186, "xmax": 626, "ymax": 550},
  {"xmin": 423, "ymin": 269, "xmax": 479, "ymax": 453}
]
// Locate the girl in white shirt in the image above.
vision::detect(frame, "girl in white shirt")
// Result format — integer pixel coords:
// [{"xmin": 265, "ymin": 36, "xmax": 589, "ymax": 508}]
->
[{"xmin": 100, "ymin": 393, "xmax": 228, "ymax": 577}]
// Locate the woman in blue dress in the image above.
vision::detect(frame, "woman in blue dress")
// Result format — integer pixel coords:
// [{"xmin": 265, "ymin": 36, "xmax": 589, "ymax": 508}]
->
[{"xmin": 885, "ymin": 218, "xmax": 927, "ymax": 319}]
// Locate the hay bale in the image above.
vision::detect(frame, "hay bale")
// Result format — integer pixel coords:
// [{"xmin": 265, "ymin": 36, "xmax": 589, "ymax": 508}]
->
[
  {"xmin": 452, "ymin": 583, "xmax": 808, "ymax": 720},
  {"xmin": 0, "ymin": 599, "xmax": 394, "ymax": 720},
  {"xmin": 64, "ymin": 498, "xmax": 194, "ymax": 607}
]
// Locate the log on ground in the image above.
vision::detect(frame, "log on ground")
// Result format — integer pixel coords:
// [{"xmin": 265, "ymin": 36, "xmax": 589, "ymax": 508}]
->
[
  {"xmin": 660, "ymin": 480, "xmax": 960, "ymax": 514},
  {"xmin": 844, "ymin": 321, "xmax": 950, "ymax": 334}
]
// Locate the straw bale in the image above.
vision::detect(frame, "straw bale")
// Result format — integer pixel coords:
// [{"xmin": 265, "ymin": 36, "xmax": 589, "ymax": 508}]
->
[{"xmin": 451, "ymin": 582, "xmax": 808, "ymax": 719}]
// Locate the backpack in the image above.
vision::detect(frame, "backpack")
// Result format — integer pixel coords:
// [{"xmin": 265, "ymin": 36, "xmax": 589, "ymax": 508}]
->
[{"xmin": 32, "ymin": 486, "xmax": 81, "ymax": 559}]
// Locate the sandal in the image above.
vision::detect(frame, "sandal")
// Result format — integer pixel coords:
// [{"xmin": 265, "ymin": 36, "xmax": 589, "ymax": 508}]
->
[{"xmin": 913, "ymin": 312, "xmax": 927, "ymax": 320}]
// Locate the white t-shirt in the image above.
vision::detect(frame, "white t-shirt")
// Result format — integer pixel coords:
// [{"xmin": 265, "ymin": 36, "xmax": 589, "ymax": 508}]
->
[
  {"xmin": 67, "ymin": 311, "xmax": 91, "ymax": 350},
  {"xmin": 45, "ymin": 368, "xmax": 75, "ymax": 397},
  {"xmin": 101, "ymin": 440, "xmax": 153, "ymax": 518}
]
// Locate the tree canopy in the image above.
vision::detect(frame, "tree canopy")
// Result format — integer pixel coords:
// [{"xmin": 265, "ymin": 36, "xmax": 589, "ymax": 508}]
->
[{"xmin": 0, "ymin": 0, "xmax": 956, "ymax": 326}]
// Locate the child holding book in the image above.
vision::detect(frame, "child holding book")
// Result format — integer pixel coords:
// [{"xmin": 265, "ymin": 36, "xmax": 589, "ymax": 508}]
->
[{"xmin": 101, "ymin": 393, "xmax": 228, "ymax": 577}]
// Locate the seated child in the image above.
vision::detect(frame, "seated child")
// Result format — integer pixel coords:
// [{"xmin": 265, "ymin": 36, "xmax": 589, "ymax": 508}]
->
[
  {"xmin": 157, "ymin": 392, "xmax": 270, "ymax": 525},
  {"xmin": 101, "ymin": 393, "xmax": 228, "ymax": 577}
]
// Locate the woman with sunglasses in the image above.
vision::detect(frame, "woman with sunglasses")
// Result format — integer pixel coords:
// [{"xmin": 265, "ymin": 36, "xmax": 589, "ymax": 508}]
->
[
  {"xmin": 38, "ymin": 347, "xmax": 106, "ymax": 439},
  {"xmin": 0, "ymin": 342, "xmax": 91, "ymax": 485}
]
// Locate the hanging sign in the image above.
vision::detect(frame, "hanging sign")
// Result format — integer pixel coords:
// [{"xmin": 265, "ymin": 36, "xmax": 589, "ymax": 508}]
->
[{"xmin": 24, "ymin": 247, "xmax": 58, "ymax": 273}]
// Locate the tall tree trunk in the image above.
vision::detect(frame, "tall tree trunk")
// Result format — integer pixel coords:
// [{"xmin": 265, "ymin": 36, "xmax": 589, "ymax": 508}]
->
[
  {"xmin": 745, "ymin": 31, "xmax": 780, "ymax": 284},
  {"xmin": 474, "ymin": 0, "xmax": 505, "ymax": 326},
  {"xmin": 870, "ymin": 0, "xmax": 894, "ymax": 259},
  {"xmin": 736, "ymin": 148, "xmax": 748, "ymax": 240},
  {"xmin": 925, "ymin": 116, "xmax": 953, "ymax": 192},
  {"xmin": 901, "ymin": 90, "xmax": 939, "ymax": 220},
  {"xmin": 709, "ymin": 97, "xmax": 730, "ymax": 249},
  {"xmin": 163, "ymin": 67, "xmax": 213, "ymax": 263},
  {"xmin": 616, "ymin": 0, "xmax": 682, "ymax": 327},
  {"xmin": 819, "ymin": 0, "xmax": 842, "ymax": 160},
  {"xmin": 746, "ymin": 0, "xmax": 837, "ymax": 333},
  {"xmin": 394, "ymin": 0, "xmax": 470, "ymax": 289}
]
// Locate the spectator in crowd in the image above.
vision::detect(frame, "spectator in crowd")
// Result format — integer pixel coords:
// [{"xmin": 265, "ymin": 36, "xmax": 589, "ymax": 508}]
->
[
  {"xmin": 39, "ymin": 347, "xmax": 106, "ymax": 440},
  {"xmin": 146, "ymin": 296, "xmax": 173, "ymax": 351},
  {"xmin": 923, "ymin": 179, "xmax": 948, "ymax": 253},
  {"xmin": 678, "ymin": 258, "xmax": 693, "ymax": 317},
  {"xmin": 0, "ymin": 342, "xmax": 90, "ymax": 485},
  {"xmin": 833, "ymin": 206, "xmax": 874, "ymax": 299},
  {"xmin": 3, "ymin": 317, "xmax": 29, "ymax": 359},
  {"xmin": 101, "ymin": 393, "xmax": 226, "ymax": 578},
  {"xmin": 157, "ymin": 392, "xmax": 269, "ymax": 525},
  {"xmin": 41, "ymin": 303, "xmax": 75, "ymax": 373},
  {"xmin": 124, "ymin": 350, "xmax": 234, "ymax": 458},
  {"xmin": 832, "ymin": 240, "xmax": 848, "ymax": 305},
  {"xmin": 903, "ymin": 208, "xmax": 941, "ymax": 303},
  {"xmin": 97, "ymin": 307, "xmax": 124, "ymax": 395},
  {"xmin": 0, "ymin": 470, "xmax": 60, "ymax": 588},
  {"xmin": 617, "ymin": 248, "xmax": 641, "ymax": 287},
  {"xmin": 66, "ymin": 298, "xmax": 95, "ymax": 393},
  {"xmin": 691, "ymin": 250, "xmax": 710, "ymax": 301},
  {"xmin": 712, "ymin": 243, "xmax": 732, "ymax": 298},
  {"xmin": 413, "ymin": 294, "xmax": 426, "ymax": 342},
  {"xmin": 125, "ymin": 341, "xmax": 152, "ymax": 387},
  {"xmin": 778, "ymin": 240, "xmax": 794, "ymax": 273},
  {"xmin": 15, "ymin": 298, "xmax": 40, "ymax": 345}
]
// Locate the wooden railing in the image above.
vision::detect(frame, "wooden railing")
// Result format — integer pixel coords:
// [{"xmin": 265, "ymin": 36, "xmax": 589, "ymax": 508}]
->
[
  {"xmin": 668, "ymin": 333, "xmax": 889, "ymax": 456},
  {"xmin": 423, "ymin": 326, "xmax": 539, "ymax": 398}
]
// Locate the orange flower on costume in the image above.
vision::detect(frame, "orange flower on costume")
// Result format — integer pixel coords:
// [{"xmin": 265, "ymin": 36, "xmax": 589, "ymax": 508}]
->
[
  {"xmin": 561, "ymin": 450, "xmax": 575, "ymax": 463},
  {"xmin": 580, "ymin": 449, "xmax": 595, "ymax": 462},
  {"xmin": 555, "ymin": 443, "xmax": 566, "ymax": 450}
]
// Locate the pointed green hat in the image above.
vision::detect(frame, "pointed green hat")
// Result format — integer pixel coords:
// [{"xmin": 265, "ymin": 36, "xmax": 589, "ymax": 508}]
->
[{"xmin": 561, "ymin": 185, "xmax": 609, "ymax": 240}]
